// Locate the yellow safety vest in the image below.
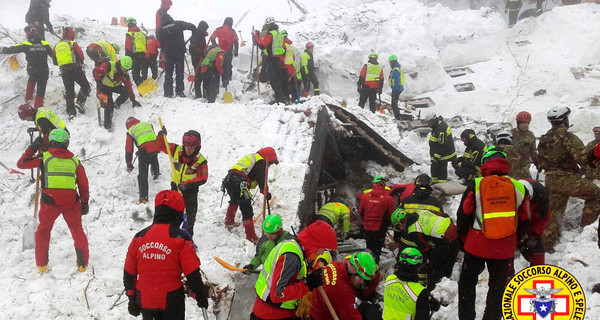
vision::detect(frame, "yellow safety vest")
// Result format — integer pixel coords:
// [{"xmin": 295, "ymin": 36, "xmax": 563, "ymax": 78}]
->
[
  {"xmin": 127, "ymin": 122, "xmax": 156, "ymax": 147},
  {"xmin": 316, "ymin": 202, "xmax": 351, "ymax": 233},
  {"xmin": 383, "ymin": 274, "xmax": 425, "ymax": 320},
  {"xmin": 43, "ymin": 151, "xmax": 79, "ymax": 190},
  {"xmin": 202, "ymin": 46, "xmax": 223, "ymax": 67},
  {"xmin": 403, "ymin": 203, "xmax": 442, "ymax": 215},
  {"xmin": 171, "ymin": 146, "xmax": 207, "ymax": 185},
  {"xmin": 35, "ymin": 107, "xmax": 66, "ymax": 130},
  {"xmin": 255, "ymin": 240, "xmax": 307, "ymax": 310},
  {"xmin": 270, "ymin": 31, "xmax": 285, "ymax": 56},
  {"xmin": 365, "ymin": 63, "xmax": 382, "ymax": 82},
  {"xmin": 406, "ymin": 210, "xmax": 451, "ymax": 239},
  {"xmin": 388, "ymin": 66, "xmax": 405, "ymax": 87},
  {"xmin": 54, "ymin": 40, "xmax": 76, "ymax": 66},
  {"xmin": 127, "ymin": 31, "xmax": 146, "ymax": 53},
  {"xmin": 95, "ymin": 41, "xmax": 118, "ymax": 62},
  {"xmin": 101, "ymin": 61, "xmax": 123, "ymax": 88}
]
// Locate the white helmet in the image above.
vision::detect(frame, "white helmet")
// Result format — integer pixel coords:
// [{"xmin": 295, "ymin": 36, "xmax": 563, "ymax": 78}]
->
[
  {"xmin": 264, "ymin": 17, "xmax": 275, "ymax": 25},
  {"xmin": 496, "ymin": 130, "xmax": 513, "ymax": 145},
  {"xmin": 423, "ymin": 112, "xmax": 437, "ymax": 123},
  {"xmin": 547, "ymin": 106, "xmax": 570, "ymax": 123}
]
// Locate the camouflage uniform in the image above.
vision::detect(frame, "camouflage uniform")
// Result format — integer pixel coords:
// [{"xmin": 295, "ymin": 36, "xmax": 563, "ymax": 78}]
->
[
  {"xmin": 583, "ymin": 140, "xmax": 600, "ymax": 180},
  {"xmin": 504, "ymin": 145, "xmax": 522, "ymax": 177},
  {"xmin": 511, "ymin": 128, "xmax": 537, "ymax": 179},
  {"xmin": 537, "ymin": 126, "xmax": 600, "ymax": 249}
]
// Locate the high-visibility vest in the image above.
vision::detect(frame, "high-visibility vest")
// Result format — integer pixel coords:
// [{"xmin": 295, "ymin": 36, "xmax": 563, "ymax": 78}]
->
[
  {"xmin": 35, "ymin": 107, "xmax": 66, "ymax": 130},
  {"xmin": 43, "ymin": 151, "xmax": 79, "ymax": 190},
  {"xmin": 230, "ymin": 153, "xmax": 264, "ymax": 176},
  {"xmin": 316, "ymin": 202, "xmax": 351, "ymax": 233},
  {"xmin": 270, "ymin": 31, "xmax": 285, "ymax": 56},
  {"xmin": 171, "ymin": 147, "xmax": 207, "ymax": 185},
  {"xmin": 284, "ymin": 44, "xmax": 295, "ymax": 65},
  {"xmin": 388, "ymin": 66, "xmax": 405, "ymax": 87},
  {"xmin": 127, "ymin": 122, "xmax": 156, "ymax": 147},
  {"xmin": 255, "ymin": 240, "xmax": 307, "ymax": 310},
  {"xmin": 95, "ymin": 41, "xmax": 118, "ymax": 62},
  {"xmin": 403, "ymin": 203, "xmax": 442, "ymax": 215},
  {"xmin": 127, "ymin": 31, "xmax": 147, "ymax": 53},
  {"xmin": 54, "ymin": 40, "xmax": 77, "ymax": 66},
  {"xmin": 301, "ymin": 51, "xmax": 311, "ymax": 75},
  {"xmin": 202, "ymin": 46, "xmax": 223, "ymax": 67},
  {"xmin": 383, "ymin": 274, "xmax": 425, "ymax": 320},
  {"xmin": 407, "ymin": 210, "xmax": 451, "ymax": 239},
  {"xmin": 365, "ymin": 63, "xmax": 382, "ymax": 82},
  {"xmin": 473, "ymin": 176, "xmax": 525, "ymax": 239},
  {"xmin": 19, "ymin": 40, "xmax": 51, "ymax": 47},
  {"xmin": 101, "ymin": 61, "xmax": 123, "ymax": 88}
]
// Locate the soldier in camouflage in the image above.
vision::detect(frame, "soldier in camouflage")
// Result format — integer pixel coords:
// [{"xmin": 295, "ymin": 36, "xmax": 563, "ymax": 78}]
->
[
  {"xmin": 583, "ymin": 126, "xmax": 600, "ymax": 180},
  {"xmin": 496, "ymin": 131, "xmax": 522, "ymax": 177},
  {"xmin": 537, "ymin": 107, "xmax": 600, "ymax": 250},
  {"xmin": 511, "ymin": 111, "xmax": 538, "ymax": 179}
]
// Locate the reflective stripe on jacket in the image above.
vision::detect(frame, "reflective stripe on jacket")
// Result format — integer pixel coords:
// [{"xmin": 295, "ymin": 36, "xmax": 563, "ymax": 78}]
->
[
  {"xmin": 127, "ymin": 122, "xmax": 157, "ymax": 147},
  {"xmin": 383, "ymin": 274, "xmax": 424, "ymax": 320},
  {"xmin": 43, "ymin": 151, "xmax": 79, "ymax": 190}
]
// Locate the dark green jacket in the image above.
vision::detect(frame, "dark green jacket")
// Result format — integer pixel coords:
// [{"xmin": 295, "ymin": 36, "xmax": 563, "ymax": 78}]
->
[{"xmin": 249, "ymin": 231, "xmax": 294, "ymax": 269}]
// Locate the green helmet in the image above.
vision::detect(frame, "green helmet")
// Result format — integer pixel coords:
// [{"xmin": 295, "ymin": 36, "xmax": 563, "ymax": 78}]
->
[
  {"xmin": 372, "ymin": 175, "xmax": 386, "ymax": 184},
  {"xmin": 263, "ymin": 214, "xmax": 282, "ymax": 233},
  {"xmin": 388, "ymin": 55, "xmax": 398, "ymax": 62},
  {"xmin": 126, "ymin": 17, "xmax": 137, "ymax": 25},
  {"xmin": 112, "ymin": 43, "xmax": 121, "ymax": 54},
  {"xmin": 368, "ymin": 52, "xmax": 378, "ymax": 59},
  {"xmin": 120, "ymin": 56, "xmax": 133, "ymax": 70},
  {"xmin": 398, "ymin": 247, "xmax": 423, "ymax": 265},
  {"xmin": 481, "ymin": 145, "xmax": 507, "ymax": 165},
  {"xmin": 349, "ymin": 251, "xmax": 378, "ymax": 280},
  {"xmin": 280, "ymin": 30, "xmax": 288, "ymax": 37},
  {"xmin": 391, "ymin": 208, "xmax": 407, "ymax": 226},
  {"xmin": 49, "ymin": 128, "xmax": 69, "ymax": 143}
]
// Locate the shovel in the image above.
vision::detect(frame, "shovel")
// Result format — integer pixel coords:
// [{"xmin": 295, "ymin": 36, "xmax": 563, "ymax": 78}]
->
[
  {"xmin": 22, "ymin": 168, "xmax": 40, "ymax": 250},
  {"xmin": 223, "ymin": 86, "xmax": 234, "ymax": 104},
  {"xmin": 9, "ymin": 55, "xmax": 20, "ymax": 71},
  {"xmin": 138, "ymin": 70, "xmax": 164, "ymax": 97},
  {"xmin": 0, "ymin": 161, "xmax": 24, "ymax": 175},
  {"xmin": 213, "ymin": 256, "xmax": 259, "ymax": 274},
  {"xmin": 238, "ymin": 31, "xmax": 246, "ymax": 47}
]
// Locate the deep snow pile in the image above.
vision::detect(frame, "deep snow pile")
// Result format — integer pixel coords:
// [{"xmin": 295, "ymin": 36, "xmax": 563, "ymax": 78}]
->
[{"xmin": 1, "ymin": 0, "xmax": 600, "ymax": 319}]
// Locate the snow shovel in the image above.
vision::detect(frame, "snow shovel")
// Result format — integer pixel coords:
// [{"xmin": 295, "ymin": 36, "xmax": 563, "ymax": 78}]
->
[
  {"xmin": 9, "ymin": 55, "xmax": 20, "ymax": 71},
  {"xmin": 22, "ymin": 168, "xmax": 40, "ymax": 251},
  {"xmin": 213, "ymin": 257, "xmax": 259, "ymax": 274},
  {"xmin": 0, "ymin": 161, "xmax": 24, "ymax": 175},
  {"xmin": 238, "ymin": 31, "xmax": 246, "ymax": 47},
  {"xmin": 223, "ymin": 86, "xmax": 234, "ymax": 104},
  {"xmin": 138, "ymin": 70, "xmax": 164, "ymax": 97}
]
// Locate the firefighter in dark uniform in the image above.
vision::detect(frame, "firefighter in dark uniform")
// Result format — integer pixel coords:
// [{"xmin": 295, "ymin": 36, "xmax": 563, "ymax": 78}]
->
[
  {"xmin": 505, "ymin": 0, "xmax": 522, "ymax": 27},
  {"xmin": 425, "ymin": 114, "xmax": 456, "ymax": 183},
  {"xmin": 454, "ymin": 129, "xmax": 485, "ymax": 181},
  {"xmin": 401, "ymin": 174, "xmax": 445, "ymax": 216}
]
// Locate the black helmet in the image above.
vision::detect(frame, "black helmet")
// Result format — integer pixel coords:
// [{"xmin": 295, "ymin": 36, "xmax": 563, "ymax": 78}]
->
[
  {"xmin": 460, "ymin": 129, "xmax": 476, "ymax": 141},
  {"xmin": 198, "ymin": 20, "xmax": 209, "ymax": 31},
  {"xmin": 182, "ymin": 130, "xmax": 201, "ymax": 148},
  {"xmin": 414, "ymin": 174, "xmax": 432, "ymax": 188}
]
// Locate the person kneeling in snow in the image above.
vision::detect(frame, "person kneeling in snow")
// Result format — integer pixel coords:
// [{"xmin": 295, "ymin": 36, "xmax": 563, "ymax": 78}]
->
[{"xmin": 124, "ymin": 190, "xmax": 209, "ymax": 319}]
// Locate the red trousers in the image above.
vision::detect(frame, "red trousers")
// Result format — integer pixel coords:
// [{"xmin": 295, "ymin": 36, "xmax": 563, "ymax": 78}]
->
[{"xmin": 35, "ymin": 201, "xmax": 89, "ymax": 267}]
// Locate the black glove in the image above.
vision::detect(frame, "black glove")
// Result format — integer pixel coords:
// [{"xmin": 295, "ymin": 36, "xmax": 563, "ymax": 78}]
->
[
  {"xmin": 429, "ymin": 296, "xmax": 441, "ymax": 312},
  {"xmin": 593, "ymin": 283, "xmax": 600, "ymax": 294},
  {"xmin": 378, "ymin": 89, "xmax": 382, "ymax": 95},
  {"xmin": 127, "ymin": 296, "xmax": 141, "ymax": 317},
  {"xmin": 304, "ymin": 268, "xmax": 324, "ymax": 290},
  {"xmin": 30, "ymin": 136, "xmax": 44, "ymax": 150},
  {"xmin": 243, "ymin": 264, "xmax": 254, "ymax": 274},
  {"xmin": 80, "ymin": 202, "xmax": 89, "ymax": 215},
  {"xmin": 266, "ymin": 192, "xmax": 272, "ymax": 201},
  {"xmin": 587, "ymin": 148, "xmax": 598, "ymax": 168},
  {"xmin": 126, "ymin": 163, "xmax": 134, "ymax": 172},
  {"xmin": 178, "ymin": 182, "xmax": 187, "ymax": 192},
  {"xmin": 132, "ymin": 100, "xmax": 142, "ymax": 108},
  {"xmin": 357, "ymin": 84, "xmax": 362, "ymax": 94},
  {"xmin": 157, "ymin": 127, "xmax": 167, "ymax": 137},
  {"xmin": 196, "ymin": 293, "xmax": 209, "ymax": 309}
]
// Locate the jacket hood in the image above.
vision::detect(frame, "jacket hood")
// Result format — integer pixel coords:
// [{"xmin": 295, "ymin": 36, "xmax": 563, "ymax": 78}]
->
[
  {"xmin": 153, "ymin": 190, "xmax": 185, "ymax": 224},
  {"xmin": 481, "ymin": 158, "xmax": 511, "ymax": 176},
  {"xmin": 128, "ymin": 26, "xmax": 141, "ymax": 32},
  {"xmin": 48, "ymin": 147, "xmax": 74, "ymax": 158},
  {"xmin": 197, "ymin": 21, "xmax": 209, "ymax": 32},
  {"xmin": 297, "ymin": 220, "xmax": 337, "ymax": 256}
]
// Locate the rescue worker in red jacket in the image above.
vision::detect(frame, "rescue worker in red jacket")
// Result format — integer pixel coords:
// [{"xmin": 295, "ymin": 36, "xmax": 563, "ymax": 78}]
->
[
  {"xmin": 18, "ymin": 104, "xmax": 69, "ymax": 151},
  {"xmin": 93, "ymin": 56, "xmax": 141, "ymax": 131},
  {"xmin": 17, "ymin": 129, "xmax": 90, "ymax": 273},
  {"xmin": 123, "ymin": 190, "xmax": 209, "ymax": 319},
  {"xmin": 144, "ymin": 35, "xmax": 161, "ymax": 80},
  {"xmin": 457, "ymin": 146, "xmax": 531, "ymax": 320},
  {"xmin": 223, "ymin": 147, "xmax": 278, "ymax": 242},
  {"xmin": 310, "ymin": 251, "xmax": 378, "ymax": 320},
  {"xmin": 156, "ymin": 128, "xmax": 207, "ymax": 237},
  {"xmin": 155, "ymin": 0, "xmax": 172, "ymax": 31},
  {"xmin": 209, "ymin": 17, "xmax": 239, "ymax": 87},
  {"xmin": 253, "ymin": 23, "xmax": 289, "ymax": 104},
  {"xmin": 358, "ymin": 52, "xmax": 384, "ymax": 113},
  {"xmin": 201, "ymin": 39, "xmax": 228, "ymax": 103},
  {"xmin": 125, "ymin": 117, "xmax": 161, "ymax": 204},
  {"xmin": 517, "ymin": 178, "xmax": 550, "ymax": 266},
  {"xmin": 53, "ymin": 27, "xmax": 90, "ymax": 118},
  {"xmin": 124, "ymin": 17, "xmax": 147, "ymax": 85},
  {"xmin": 358, "ymin": 175, "xmax": 396, "ymax": 262},
  {"xmin": 251, "ymin": 220, "xmax": 338, "ymax": 319},
  {"xmin": 86, "ymin": 41, "xmax": 119, "ymax": 66},
  {"xmin": 0, "ymin": 26, "xmax": 53, "ymax": 108},
  {"xmin": 189, "ymin": 21, "xmax": 209, "ymax": 99}
]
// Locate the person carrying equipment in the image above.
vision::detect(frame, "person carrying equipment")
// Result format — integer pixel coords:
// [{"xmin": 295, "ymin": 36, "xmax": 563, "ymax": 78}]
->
[
  {"xmin": 222, "ymin": 147, "xmax": 278, "ymax": 242},
  {"xmin": 253, "ymin": 23, "xmax": 289, "ymax": 104},
  {"xmin": 125, "ymin": 117, "xmax": 161, "ymax": 204},
  {"xmin": 156, "ymin": 128, "xmax": 208, "ymax": 237},
  {"xmin": 243, "ymin": 214, "xmax": 293, "ymax": 273},
  {"xmin": 18, "ymin": 104, "xmax": 68, "ymax": 151},
  {"xmin": 189, "ymin": 21, "xmax": 209, "ymax": 98},
  {"xmin": 16, "ymin": 129, "xmax": 90, "ymax": 273},
  {"xmin": 358, "ymin": 52, "xmax": 384, "ymax": 113}
]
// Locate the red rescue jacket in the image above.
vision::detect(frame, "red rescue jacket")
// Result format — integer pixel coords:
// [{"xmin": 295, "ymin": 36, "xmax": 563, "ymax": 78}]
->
[
  {"xmin": 358, "ymin": 184, "xmax": 396, "ymax": 231},
  {"xmin": 93, "ymin": 61, "xmax": 136, "ymax": 100},
  {"xmin": 145, "ymin": 39, "xmax": 160, "ymax": 58},
  {"xmin": 156, "ymin": 133, "xmax": 208, "ymax": 187},
  {"xmin": 310, "ymin": 261, "xmax": 362, "ymax": 320}
]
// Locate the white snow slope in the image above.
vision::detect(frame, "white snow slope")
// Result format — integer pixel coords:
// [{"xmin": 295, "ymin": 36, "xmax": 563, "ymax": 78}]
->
[{"xmin": 1, "ymin": 0, "xmax": 600, "ymax": 319}]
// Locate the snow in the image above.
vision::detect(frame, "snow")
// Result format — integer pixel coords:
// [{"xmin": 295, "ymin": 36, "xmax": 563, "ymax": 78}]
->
[{"xmin": 1, "ymin": 0, "xmax": 600, "ymax": 319}]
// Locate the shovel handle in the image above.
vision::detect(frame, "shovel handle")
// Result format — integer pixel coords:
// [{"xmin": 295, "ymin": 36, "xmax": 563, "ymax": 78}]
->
[{"xmin": 317, "ymin": 286, "xmax": 339, "ymax": 320}]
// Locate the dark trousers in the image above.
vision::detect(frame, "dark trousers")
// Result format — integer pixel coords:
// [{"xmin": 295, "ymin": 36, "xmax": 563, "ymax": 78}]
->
[
  {"xmin": 426, "ymin": 241, "xmax": 459, "ymax": 290},
  {"xmin": 61, "ymin": 64, "xmax": 91, "ymax": 117},
  {"xmin": 143, "ymin": 54, "xmax": 158, "ymax": 80},
  {"xmin": 288, "ymin": 78, "xmax": 300, "ymax": 102},
  {"xmin": 130, "ymin": 53, "xmax": 146, "ymax": 85},
  {"xmin": 259, "ymin": 54, "xmax": 270, "ymax": 83},
  {"xmin": 164, "ymin": 52, "xmax": 185, "ymax": 97},
  {"xmin": 25, "ymin": 68, "xmax": 49, "ymax": 101},
  {"xmin": 191, "ymin": 54, "xmax": 204, "ymax": 98},
  {"xmin": 391, "ymin": 91, "xmax": 402, "ymax": 120},
  {"xmin": 458, "ymin": 252, "xmax": 511, "ymax": 320},
  {"xmin": 202, "ymin": 68, "xmax": 220, "ymax": 103},
  {"xmin": 222, "ymin": 49, "xmax": 233, "ymax": 86},
  {"xmin": 137, "ymin": 149, "xmax": 160, "ymax": 200},
  {"xmin": 267, "ymin": 57, "xmax": 288, "ymax": 103},
  {"xmin": 98, "ymin": 85, "xmax": 129, "ymax": 130},
  {"xmin": 508, "ymin": 1, "xmax": 521, "ymax": 27},
  {"xmin": 359, "ymin": 86, "xmax": 377, "ymax": 113},
  {"xmin": 302, "ymin": 73, "xmax": 319, "ymax": 95},
  {"xmin": 364, "ymin": 226, "xmax": 387, "ymax": 263},
  {"xmin": 431, "ymin": 159, "xmax": 450, "ymax": 183},
  {"xmin": 182, "ymin": 188, "xmax": 199, "ymax": 236},
  {"xmin": 224, "ymin": 172, "xmax": 254, "ymax": 219}
]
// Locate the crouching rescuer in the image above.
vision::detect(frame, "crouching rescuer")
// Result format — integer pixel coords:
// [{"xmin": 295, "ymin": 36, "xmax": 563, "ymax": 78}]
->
[{"xmin": 124, "ymin": 190, "xmax": 209, "ymax": 319}]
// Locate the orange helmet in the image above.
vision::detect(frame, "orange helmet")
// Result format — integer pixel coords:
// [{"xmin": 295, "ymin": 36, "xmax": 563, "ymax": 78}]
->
[{"xmin": 516, "ymin": 111, "xmax": 532, "ymax": 123}]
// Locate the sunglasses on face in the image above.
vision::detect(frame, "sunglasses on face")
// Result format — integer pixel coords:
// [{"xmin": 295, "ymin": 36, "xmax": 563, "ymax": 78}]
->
[{"xmin": 182, "ymin": 135, "xmax": 200, "ymax": 147}]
